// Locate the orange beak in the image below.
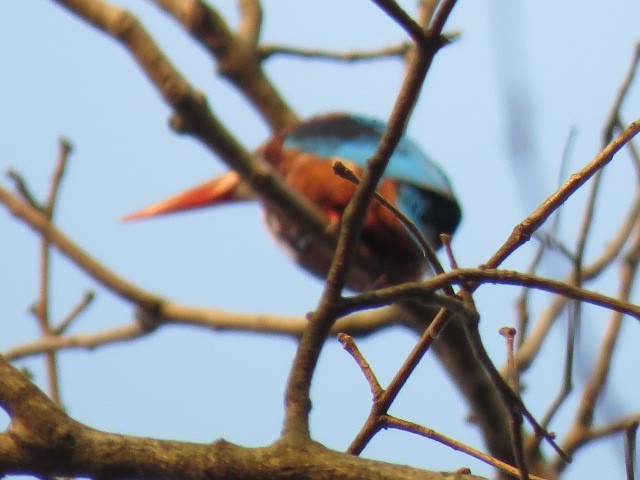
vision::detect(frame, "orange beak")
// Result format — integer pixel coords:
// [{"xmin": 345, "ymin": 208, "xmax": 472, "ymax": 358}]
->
[{"xmin": 122, "ymin": 171, "xmax": 255, "ymax": 221}]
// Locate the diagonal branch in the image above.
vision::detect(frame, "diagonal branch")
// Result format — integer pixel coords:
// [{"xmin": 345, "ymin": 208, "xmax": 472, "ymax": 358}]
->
[
  {"xmin": 485, "ymin": 118, "xmax": 640, "ymax": 269},
  {"xmin": 51, "ymin": 0, "xmax": 399, "ymax": 290},
  {"xmin": 0, "ymin": 183, "xmax": 162, "ymax": 311},
  {"xmin": 281, "ymin": 1, "xmax": 458, "ymax": 440},
  {"xmin": 149, "ymin": 0, "xmax": 297, "ymax": 130}
]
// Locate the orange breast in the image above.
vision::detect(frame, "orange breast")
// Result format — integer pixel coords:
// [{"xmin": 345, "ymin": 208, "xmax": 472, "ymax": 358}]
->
[{"xmin": 260, "ymin": 137, "xmax": 425, "ymax": 290}]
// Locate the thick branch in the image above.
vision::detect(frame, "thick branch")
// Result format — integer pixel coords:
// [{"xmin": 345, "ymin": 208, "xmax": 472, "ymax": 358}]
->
[
  {"xmin": 150, "ymin": 0, "xmax": 297, "ymax": 130},
  {"xmin": 0, "ymin": 355, "xmax": 485, "ymax": 480}
]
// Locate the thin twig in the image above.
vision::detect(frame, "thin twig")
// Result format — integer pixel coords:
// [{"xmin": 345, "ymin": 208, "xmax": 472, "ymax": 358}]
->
[
  {"xmin": 514, "ymin": 295, "xmax": 568, "ymax": 373},
  {"xmin": 430, "ymin": 0, "xmax": 458, "ymax": 34},
  {"xmin": 551, "ymin": 126, "xmax": 578, "ymax": 233},
  {"xmin": 0, "ymin": 184, "xmax": 162, "ymax": 311},
  {"xmin": 508, "ymin": 411, "xmax": 530, "ymax": 480},
  {"xmin": 150, "ymin": 0, "xmax": 297, "ymax": 130},
  {"xmin": 582, "ymin": 188, "xmax": 640, "ymax": 278},
  {"xmin": 46, "ymin": 138, "xmax": 73, "ymax": 216},
  {"xmin": 383, "ymin": 415, "xmax": 549, "ymax": 480},
  {"xmin": 625, "ymin": 421, "xmax": 638, "ymax": 480},
  {"xmin": 340, "ymin": 268, "xmax": 640, "ymax": 320},
  {"xmin": 556, "ymin": 228, "xmax": 640, "ymax": 469},
  {"xmin": 3, "ymin": 305, "xmax": 412, "ymax": 361},
  {"xmin": 337, "ymin": 333, "xmax": 383, "ymax": 399},
  {"xmin": 603, "ymin": 43, "xmax": 640, "ymax": 146},
  {"xmin": 537, "ymin": 303, "xmax": 577, "ymax": 431},
  {"xmin": 35, "ymin": 139, "xmax": 73, "ymax": 407},
  {"xmin": 348, "ymin": 308, "xmax": 455, "ymax": 454},
  {"xmin": 53, "ymin": 290, "xmax": 96, "ymax": 335},
  {"xmin": 587, "ymin": 415, "xmax": 640, "ymax": 443},
  {"xmin": 6, "ymin": 170, "xmax": 43, "ymax": 211},
  {"xmin": 499, "ymin": 327, "xmax": 519, "ymax": 393},
  {"xmin": 531, "ymin": 122, "xmax": 601, "ymax": 444},
  {"xmin": 485, "ymin": 118, "xmax": 640, "ymax": 269},
  {"xmin": 513, "ymin": 120, "xmax": 576, "ymax": 347},
  {"xmin": 259, "ymin": 43, "xmax": 410, "ymax": 61},
  {"xmin": 440, "ymin": 234, "xmax": 475, "ymax": 303},
  {"xmin": 370, "ymin": 0, "xmax": 429, "ymax": 44}
]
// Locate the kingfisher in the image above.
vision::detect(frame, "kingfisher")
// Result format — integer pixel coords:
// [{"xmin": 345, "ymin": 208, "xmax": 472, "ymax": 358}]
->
[{"xmin": 124, "ymin": 113, "xmax": 461, "ymax": 291}]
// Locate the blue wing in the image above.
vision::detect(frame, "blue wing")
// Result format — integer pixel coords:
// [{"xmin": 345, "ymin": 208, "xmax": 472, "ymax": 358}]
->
[
  {"xmin": 283, "ymin": 113, "xmax": 455, "ymax": 197},
  {"xmin": 283, "ymin": 113, "xmax": 462, "ymax": 243}
]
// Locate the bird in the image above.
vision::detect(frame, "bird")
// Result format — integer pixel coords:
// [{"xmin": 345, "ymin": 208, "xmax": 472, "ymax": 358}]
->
[{"xmin": 124, "ymin": 113, "xmax": 461, "ymax": 291}]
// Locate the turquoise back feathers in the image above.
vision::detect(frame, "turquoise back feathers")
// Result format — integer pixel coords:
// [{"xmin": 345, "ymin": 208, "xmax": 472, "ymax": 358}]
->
[{"xmin": 282, "ymin": 113, "xmax": 461, "ymax": 249}]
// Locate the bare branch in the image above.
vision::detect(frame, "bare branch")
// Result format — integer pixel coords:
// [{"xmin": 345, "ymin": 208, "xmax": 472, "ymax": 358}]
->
[
  {"xmin": 0, "ymin": 354, "xmax": 486, "ymax": 480},
  {"xmin": 485, "ymin": 118, "xmax": 640, "ymax": 269},
  {"xmin": 150, "ymin": 0, "xmax": 296, "ymax": 130},
  {"xmin": 384, "ymin": 415, "xmax": 548, "ymax": 480},
  {"xmin": 0, "ymin": 183, "xmax": 162, "ymax": 310},
  {"xmin": 4, "ymin": 305, "xmax": 410, "ymax": 361},
  {"xmin": 370, "ymin": 0, "xmax": 430, "ymax": 44},
  {"xmin": 499, "ymin": 327, "xmax": 519, "ymax": 392},
  {"xmin": 4, "ymin": 323, "xmax": 148, "ymax": 360},
  {"xmin": 282, "ymin": 1, "xmax": 458, "ymax": 440},
  {"xmin": 603, "ymin": 42, "xmax": 640, "ymax": 145},
  {"xmin": 6, "ymin": 170, "xmax": 43, "ymax": 211},
  {"xmin": 348, "ymin": 307, "xmax": 457, "ymax": 455},
  {"xmin": 557, "ymin": 228, "xmax": 640, "ymax": 468},
  {"xmin": 341, "ymin": 268, "xmax": 640, "ymax": 320},
  {"xmin": 236, "ymin": 0, "xmax": 262, "ymax": 46},
  {"xmin": 582, "ymin": 188, "xmax": 640, "ymax": 279},
  {"xmin": 337, "ymin": 333, "xmax": 384, "ymax": 399},
  {"xmin": 625, "ymin": 421, "xmax": 638, "ymax": 480},
  {"xmin": 28, "ymin": 138, "xmax": 74, "ymax": 407},
  {"xmin": 259, "ymin": 42, "xmax": 410, "ymax": 62},
  {"xmin": 53, "ymin": 290, "xmax": 95, "ymax": 335}
]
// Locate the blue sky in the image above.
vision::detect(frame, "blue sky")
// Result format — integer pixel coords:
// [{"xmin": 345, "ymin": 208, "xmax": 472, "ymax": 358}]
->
[{"xmin": 2, "ymin": 2, "xmax": 639, "ymax": 479}]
